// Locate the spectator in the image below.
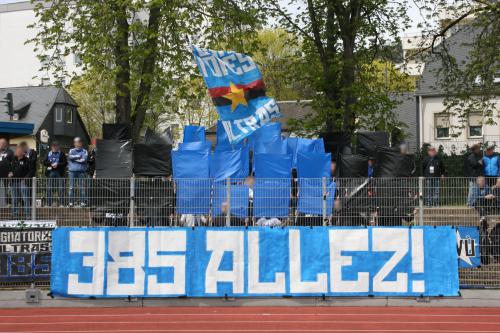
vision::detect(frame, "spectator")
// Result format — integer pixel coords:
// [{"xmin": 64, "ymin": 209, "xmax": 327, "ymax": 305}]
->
[
  {"xmin": 213, "ymin": 201, "xmax": 245, "ymax": 226},
  {"xmin": 0, "ymin": 138, "xmax": 13, "ymax": 207},
  {"xmin": 367, "ymin": 157, "xmax": 375, "ymax": 178},
  {"xmin": 9, "ymin": 146, "xmax": 30, "ymax": 218},
  {"xmin": 422, "ymin": 146, "xmax": 445, "ymax": 206},
  {"xmin": 87, "ymin": 145, "xmax": 96, "ymax": 178},
  {"xmin": 483, "ymin": 143, "xmax": 500, "ymax": 187},
  {"xmin": 492, "ymin": 178, "xmax": 500, "ymax": 215},
  {"xmin": 464, "ymin": 144, "xmax": 484, "ymax": 206},
  {"xmin": 68, "ymin": 137, "xmax": 88, "ymax": 207},
  {"xmin": 470, "ymin": 176, "xmax": 496, "ymax": 217},
  {"xmin": 43, "ymin": 142, "xmax": 67, "ymax": 207},
  {"xmin": 18, "ymin": 141, "xmax": 38, "ymax": 178}
]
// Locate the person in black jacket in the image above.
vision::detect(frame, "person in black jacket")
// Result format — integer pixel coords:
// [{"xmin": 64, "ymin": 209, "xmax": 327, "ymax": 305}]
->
[
  {"xmin": 0, "ymin": 138, "xmax": 13, "ymax": 207},
  {"xmin": 422, "ymin": 146, "xmax": 446, "ymax": 206},
  {"xmin": 9, "ymin": 146, "xmax": 30, "ymax": 218},
  {"xmin": 43, "ymin": 141, "xmax": 68, "ymax": 207},
  {"xmin": 464, "ymin": 144, "xmax": 483, "ymax": 206}
]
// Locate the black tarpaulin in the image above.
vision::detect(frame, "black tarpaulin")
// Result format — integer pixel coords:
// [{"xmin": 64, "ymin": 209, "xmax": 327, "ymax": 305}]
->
[
  {"xmin": 339, "ymin": 154, "xmax": 368, "ymax": 177},
  {"xmin": 133, "ymin": 143, "xmax": 172, "ymax": 176},
  {"xmin": 357, "ymin": 131, "xmax": 389, "ymax": 157},
  {"xmin": 95, "ymin": 139, "xmax": 133, "ymax": 178},
  {"xmin": 102, "ymin": 123, "xmax": 132, "ymax": 140},
  {"xmin": 135, "ymin": 177, "xmax": 175, "ymax": 226},
  {"xmin": 144, "ymin": 127, "xmax": 173, "ymax": 146},
  {"xmin": 374, "ymin": 147, "xmax": 415, "ymax": 178},
  {"xmin": 320, "ymin": 132, "xmax": 351, "ymax": 161},
  {"xmin": 89, "ymin": 178, "xmax": 130, "ymax": 226}
]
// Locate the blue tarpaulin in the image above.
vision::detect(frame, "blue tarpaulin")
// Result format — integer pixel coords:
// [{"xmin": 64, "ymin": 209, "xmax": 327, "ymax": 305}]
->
[
  {"xmin": 248, "ymin": 122, "xmax": 281, "ymax": 149},
  {"xmin": 212, "ymin": 184, "xmax": 250, "ymax": 218},
  {"xmin": 254, "ymin": 138, "xmax": 288, "ymax": 155},
  {"xmin": 254, "ymin": 153, "xmax": 292, "ymax": 178},
  {"xmin": 209, "ymin": 147, "xmax": 249, "ymax": 181},
  {"xmin": 297, "ymin": 152, "xmax": 331, "ymax": 178},
  {"xmin": 172, "ymin": 150, "xmax": 211, "ymax": 214},
  {"xmin": 178, "ymin": 141, "xmax": 212, "ymax": 153},
  {"xmin": 183, "ymin": 125, "xmax": 205, "ymax": 143},
  {"xmin": 288, "ymin": 138, "xmax": 326, "ymax": 167}
]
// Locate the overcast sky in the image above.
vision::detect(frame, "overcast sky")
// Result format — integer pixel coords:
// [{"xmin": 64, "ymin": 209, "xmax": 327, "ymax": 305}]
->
[{"xmin": 0, "ymin": 0, "xmax": 425, "ymax": 34}]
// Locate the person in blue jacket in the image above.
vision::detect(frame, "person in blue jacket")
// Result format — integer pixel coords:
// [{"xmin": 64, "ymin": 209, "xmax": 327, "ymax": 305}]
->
[
  {"xmin": 483, "ymin": 143, "xmax": 500, "ymax": 188},
  {"xmin": 68, "ymin": 137, "xmax": 88, "ymax": 207}
]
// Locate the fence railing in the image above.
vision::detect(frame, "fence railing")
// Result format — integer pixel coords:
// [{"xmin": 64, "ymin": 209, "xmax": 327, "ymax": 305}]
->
[{"xmin": 1, "ymin": 176, "xmax": 499, "ymax": 289}]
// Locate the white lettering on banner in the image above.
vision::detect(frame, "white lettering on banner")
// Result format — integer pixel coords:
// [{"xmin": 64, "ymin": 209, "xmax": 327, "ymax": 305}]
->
[
  {"xmin": 194, "ymin": 48, "xmax": 256, "ymax": 78},
  {"xmin": 147, "ymin": 231, "xmax": 186, "ymax": 295},
  {"xmin": 107, "ymin": 231, "xmax": 145, "ymax": 295},
  {"xmin": 221, "ymin": 53, "xmax": 242, "ymax": 75},
  {"xmin": 329, "ymin": 229, "xmax": 369, "ymax": 293},
  {"xmin": 289, "ymin": 230, "xmax": 328, "ymax": 293},
  {"xmin": 247, "ymin": 231, "xmax": 286, "ymax": 294},
  {"xmin": 236, "ymin": 52, "xmax": 256, "ymax": 73},
  {"xmin": 67, "ymin": 231, "xmax": 105, "ymax": 295},
  {"xmin": 222, "ymin": 121, "xmax": 236, "ymax": 142},
  {"xmin": 233, "ymin": 100, "xmax": 280, "ymax": 136},
  {"xmin": 372, "ymin": 228, "xmax": 408, "ymax": 293},
  {"xmin": 411, "ymin": 229, "xmax": 425, "ymax": 293},
  {"xmin": 205, "ymin": 231, "xmax": 244, "ymax": 294}
]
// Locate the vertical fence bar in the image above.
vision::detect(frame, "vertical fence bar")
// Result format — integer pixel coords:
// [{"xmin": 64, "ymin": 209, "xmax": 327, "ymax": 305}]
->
[
  {"xmin": 31, "ymin": 177, "xmax": 36, "ymax": 221},
  {"xmin": 226, "ymin": 177, "xmax": 231, "ymax": 227},
  {"xmin": 322, "ymin": 177, "xmax": 327, "ymax": 226},
  {"xmin": 418, "ymin": 176, "xmax": 424, "ymax": 226},
  {"xmin": 129, "ymin": 176, "xmax": 135, "ymax": 227}
]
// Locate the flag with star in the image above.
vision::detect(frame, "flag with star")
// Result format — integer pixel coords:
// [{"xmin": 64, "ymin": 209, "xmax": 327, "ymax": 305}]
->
[{"xmin": 192, "ymin": 46, "xmax": 282, "ymax": 144}]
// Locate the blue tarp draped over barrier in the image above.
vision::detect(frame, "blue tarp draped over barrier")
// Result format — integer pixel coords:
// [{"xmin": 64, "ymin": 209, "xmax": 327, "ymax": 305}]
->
[
  {"xmin": 297, "ymin": 179, "xmax": 336, "ymax": 216},
  {"xmin": 297, "ymin": 152, "xmax": 331, "ymax": 178},
  {"xmin": 212, "ymin": 184, "xmax": 249, "ymax": 218},
  {"xmin": 178, "ymin": 141, "xmax": 212, "ymax": 153},
  {"xmin": 288, "ymin": 138, "xmax": 326, "ymax": 167},
  {"xmin": 183, "ymin": 125, "xmax": 205, "ymax": 143},
  {"xmin": 248, "ymin": 122, "xmax": 282, "ymax": 149},
  {"xmin": 172, "ymin": 150, "xmax": 211, "ymax": 214},
  {"xmin": 209, "ymin": 148, "xmax": 249, "ymax": 181},
  {"xmin": 254, "ymin": 139, "xmax": 288, "ymax": 155},
  {"xmin": 50, "ymin": 227, "xmax": 459, "ymax": 298},
  {"xmin": 254, "ymin": 154, "xmax": 292, "ymax": 178}
]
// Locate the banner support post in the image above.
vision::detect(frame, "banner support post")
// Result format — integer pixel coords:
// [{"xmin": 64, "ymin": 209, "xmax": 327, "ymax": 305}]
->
[
  {"xmin": 31, "ymin": 177, "xmax": 36, "ymax": 221},
  {"xmin": 129, "ymin": 175, "xmax": 135, "ymax": 227},
  {"xmin": 226, "ymin": 178, "xmax": 231, "ymax": 227},
  {"xmin": 418, "ymin": 176, "xmax": 424, "ymax": 226},
  {"xmin": 322, "ymin": 177, "xmax": 327, "ymax": 226}
]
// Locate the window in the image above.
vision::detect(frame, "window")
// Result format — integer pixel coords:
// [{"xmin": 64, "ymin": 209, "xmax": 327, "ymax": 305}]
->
[
  {"xmin": 55, "ymin": 106, "xmax": 63, "ymax": 122},
  {"xmin": 468, "ymin": 113, "xmax": 482, "ymax": 137},
  {"xmin": 435, "ymin": 113, "xmax": 450, "ymax": 139},
  {"xmin": 66, "ymin": 107, "xmax": 73, "ymax": 124},
  {"xmin": 73, "ymin": 53, "xmax": 82, "ymax": 66}
]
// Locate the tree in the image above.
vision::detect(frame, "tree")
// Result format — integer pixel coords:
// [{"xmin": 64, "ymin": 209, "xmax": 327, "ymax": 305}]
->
[
  {"xmin": 29, "ymin": 0, "xmax": 264, "ymax": 141},
  {"xmin": 67, "ymin": 69, "xmax": 115, "ymax": 138},
  {"xmin": 412, "ymin": 0, "xmax": 499, "ymax": 125},
  {"xmin": 263, "ymin": 0, "xmax": 410, "ymax": 137}
]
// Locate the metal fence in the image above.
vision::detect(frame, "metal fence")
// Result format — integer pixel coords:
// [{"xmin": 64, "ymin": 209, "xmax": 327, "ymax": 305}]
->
[{"xmin": 1, "ymin": 176, "xmax": 500, "ymax": 289}]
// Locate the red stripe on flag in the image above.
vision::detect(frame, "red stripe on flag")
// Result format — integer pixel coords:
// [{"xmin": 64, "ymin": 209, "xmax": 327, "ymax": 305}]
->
[{"xmin": 208, "ymin": 79, "xmax": 265, "ymax": 98}]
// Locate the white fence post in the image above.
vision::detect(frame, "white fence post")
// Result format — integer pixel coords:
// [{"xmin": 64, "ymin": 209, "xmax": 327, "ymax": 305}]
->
[
  {"xmin": 129, "ymin": 176, "xmax": 135, "ymax": 227},
  {"xmin": 226, "ymin": 177, "xmax": 231, "ymax": 227},
  {"xmin": 31, "ymin": 177, "xmax": 37, "ymax": 221},
  {"xmin": 322, "ymin": 177, "xmax": 327, "ymax": 226},
  {"xmin": 418, "ymin": 176, "xmax": 424, "ymax": 226}
]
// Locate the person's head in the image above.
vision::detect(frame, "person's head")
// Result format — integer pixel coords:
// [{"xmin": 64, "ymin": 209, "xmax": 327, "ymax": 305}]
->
[
  {"xmin": 399, "ymin": 143, "xmax": 408, "ymax": 155},
  {"xmin": 0, "ymin": 138, "xmax": 8, "ymax": 150},
  {"xmin": 485, "ymin": 143, "xmax": 495, "ymax": 156},
  {"xmin": 244, "ymin": 175, "xmax": 254, "ymax": 187},
  {"xmin": 73, "ymin": 137, "xmax": 83, "ymax": 149},
  {"xmin": 330, "ymin": 160, "xmax": 337, "ymax": 176},
  {"xmin": 51, "ymin": 141, "xmax": 60, "ymax": 152},
  {"xmin": 476, "ymin": 176, "xmax": 486, "ymax": 188},
  {"xmin": 368, "ymin": 157, "xmax": 375, "ymax": 166},
  {"xmin": 472, "ymin": 144, "xmax": 481, "ymax": 154},
  {"xmin": 496, "ymin": 178, "xmax": 500, "ymax": 188},
  {"xmin": 15, "ymin": 146, "xmax": 24, "ymax": 158},
  {"xmin": 428, "ymin": 146, "xmax": 437, "ymax": 157},
  {"xmin": 18, "ymin": 141, "xmax": 29, "ymax": 153}
]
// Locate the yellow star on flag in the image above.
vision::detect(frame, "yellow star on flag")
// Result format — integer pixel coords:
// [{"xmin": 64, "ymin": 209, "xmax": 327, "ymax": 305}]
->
[{"xmin": 223, "ymin": 82, "xmax": 248, "ymax": 112}]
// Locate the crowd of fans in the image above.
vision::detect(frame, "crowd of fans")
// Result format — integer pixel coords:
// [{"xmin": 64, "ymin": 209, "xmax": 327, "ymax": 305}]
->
[{"xmin": 0, "ymin": 136, "xmax": 499, "ymax": 220}]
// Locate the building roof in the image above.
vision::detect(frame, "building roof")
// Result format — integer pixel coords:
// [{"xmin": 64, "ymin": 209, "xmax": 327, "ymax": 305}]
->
[
  {"xmin": 0, "ymin": 86, "xmax": 77, "ymax": 133},
  {"xmin": 416, "ymin": 25, "xmax": 479, "ymax": 96}
]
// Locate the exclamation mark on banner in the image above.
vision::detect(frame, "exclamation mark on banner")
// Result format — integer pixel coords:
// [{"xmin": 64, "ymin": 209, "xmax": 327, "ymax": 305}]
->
[{"xmin": 411, "ymin": 229, "xmax": 425, "ymax": 293}]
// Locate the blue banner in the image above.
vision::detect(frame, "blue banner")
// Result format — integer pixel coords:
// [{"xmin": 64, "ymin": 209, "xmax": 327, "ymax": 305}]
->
[
  {"xmin": 192, "ymin": 46, "xmax": 282, "ymax": 144},
  {"xmin": 183, "ymin": 125, "xmax": 205, "ymax": 143},
  {"xmin": 51, "ymin": 227, "xmax": 459, "ymax": 298},
  {"xmin": 456, "ymin": 227, "xmax": 481, "ymax": 268}
]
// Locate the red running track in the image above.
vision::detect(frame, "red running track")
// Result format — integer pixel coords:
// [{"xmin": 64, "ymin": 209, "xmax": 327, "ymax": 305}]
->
[{"xmin": 1, "ymin": 306, "xmax": 500, "ymax": 333}]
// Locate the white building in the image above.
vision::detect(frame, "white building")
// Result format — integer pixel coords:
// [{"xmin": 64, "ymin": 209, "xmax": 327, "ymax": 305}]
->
[
  {"xmin": 416, "ymin": 26, "xmax": 499, "ymax": 152},
  {"xmin": 0, "ymin": 1, "xmax": 82, "ymax": 88}
]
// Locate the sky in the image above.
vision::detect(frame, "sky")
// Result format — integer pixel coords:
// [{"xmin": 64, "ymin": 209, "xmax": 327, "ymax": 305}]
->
[{"xmin": 0, "ymin": 0, "xmax": 425, "ymax": 35}]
